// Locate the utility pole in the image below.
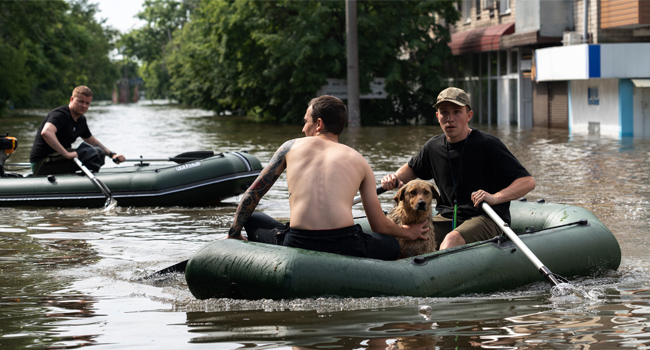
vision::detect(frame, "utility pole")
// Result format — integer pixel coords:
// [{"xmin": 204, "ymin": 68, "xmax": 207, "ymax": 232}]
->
[{"xmin": 346, "ymin": 0, "xmax": 360, "ymax": 127}]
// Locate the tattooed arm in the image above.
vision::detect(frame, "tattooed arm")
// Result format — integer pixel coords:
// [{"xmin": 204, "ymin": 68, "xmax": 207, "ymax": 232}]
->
[{"xmin": 227, "ymin": 139, "xmax": 295, "ymax": 239}]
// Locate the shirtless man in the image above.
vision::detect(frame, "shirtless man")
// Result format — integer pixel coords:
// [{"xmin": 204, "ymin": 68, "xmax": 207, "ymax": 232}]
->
[{"xmin": 227, "ymin": 95, "xmax": 429, "ymax": 260}]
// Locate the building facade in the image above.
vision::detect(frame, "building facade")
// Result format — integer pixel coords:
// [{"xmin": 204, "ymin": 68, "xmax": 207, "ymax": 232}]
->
[{"xmin": 444, "ymin": 0, "xmax": 650, "ymax": 138}]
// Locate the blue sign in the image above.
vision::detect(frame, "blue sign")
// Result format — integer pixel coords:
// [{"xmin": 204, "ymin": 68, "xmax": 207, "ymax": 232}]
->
[{"xmin": 588, "ymin": 87, "xmax": 599, "ymax": 105}]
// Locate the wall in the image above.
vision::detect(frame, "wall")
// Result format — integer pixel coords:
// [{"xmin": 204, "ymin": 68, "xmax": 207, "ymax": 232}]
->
[
  {"xmin": 633, "ymin": 86, "xmax": 650, "ymax": 138},
  {"xmin": 570, "ymin": 78, "xmax": 620, "ymax": 137},
  {"xmin": 600, "ymin": 44, "xmax": 650, "ymax": 78},
  {"xmin": 515, "ymin": 0, "xmax": 540, "ymax": 33},
  {"xmin": 539, "ymin": 0, "xmax": 574, "ymax": 37}
]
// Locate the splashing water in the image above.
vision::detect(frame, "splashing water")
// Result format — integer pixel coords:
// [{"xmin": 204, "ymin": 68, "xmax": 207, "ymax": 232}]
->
[
  {"xmin": 551, "ymin": 282, "xmax": 597, "ymax": 300},
  {"xmin": 103, "ymin": 197, "xmax": 118, "ymax": 211}
]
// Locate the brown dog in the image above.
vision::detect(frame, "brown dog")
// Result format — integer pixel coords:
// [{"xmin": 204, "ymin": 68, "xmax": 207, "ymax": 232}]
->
[{"xmin": 387, "ymin": 179, "xmax": 440, "ymax": 258}]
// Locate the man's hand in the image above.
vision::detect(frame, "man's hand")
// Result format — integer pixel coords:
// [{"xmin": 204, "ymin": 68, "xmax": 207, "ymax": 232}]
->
[
  {"xmin": 471, "ymin": 190, "xmax": 497, "ymax": 207},
  {"xmin": 401, "ymin": 219, "xmax": 430, "ymax": 240},
  {"xmin": 381, "ymin": 174, "xmax": 403, "ymax": 191},
  {"xmin": 111, "ymin": 154, "xmax": 126, "ymax": 164},
  {"xmin": 226, "ymin": 227, "xmax": 248, "ymax": 240},
  {"xmin": 64, "ymin": 151, "xmax": 79, "ymax": 160}
]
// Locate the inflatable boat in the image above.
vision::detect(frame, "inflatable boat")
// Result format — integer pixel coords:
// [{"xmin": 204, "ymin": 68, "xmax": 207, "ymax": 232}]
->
[
  {"xmin": 185, "ymin": 200, "xmax": 621, "ymax": 299},
  {"xmin": 0, "ymin": 151, "xmax": 262, "ymax": 207}
]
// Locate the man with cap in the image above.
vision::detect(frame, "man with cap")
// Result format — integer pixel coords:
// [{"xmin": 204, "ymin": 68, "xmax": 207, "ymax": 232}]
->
[{"xmin": 381, "ymin": 87, "xmax": 535, "ymax": 250}]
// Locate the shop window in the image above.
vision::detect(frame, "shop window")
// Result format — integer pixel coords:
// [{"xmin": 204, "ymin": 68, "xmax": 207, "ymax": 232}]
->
[
  {"xmin": 510, "ymin": 51, "xmax": 518, "ymax": 75},
  {"xmin": 499, "ymin": 51, "xmax": 508, "ymax": 76}
]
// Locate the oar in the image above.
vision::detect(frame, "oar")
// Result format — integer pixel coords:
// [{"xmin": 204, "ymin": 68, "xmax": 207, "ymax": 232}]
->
[
  {"xmin": 141, "ymin": 184, "xmax": 390, "ymax": 280},
  {"xmin": 353, "ymin": 183, "xmax": 389, "ymax": 205},
  {"xmin": 479, "ymin": 200, "xmax": 566, "ymax": 286},
  {"xmin": 72, "ymin": 157, "xmax": 117, "ymax": 209},
  {"xmin": 4, "ymin": 151, "xmax": 217, "ymax": 168},
  {"xmin": 123, "ymin": 151, "xmax": 215, "ymax": 164}
]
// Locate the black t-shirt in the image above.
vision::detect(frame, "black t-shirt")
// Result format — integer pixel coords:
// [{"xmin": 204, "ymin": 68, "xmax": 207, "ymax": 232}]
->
[
  {"xmin": 407, "ymin": 129, "xmax": 531, "ymax": 224},
  {"xmin": 30, "ymin": 105, "xmax": 92, "ymax": 162}
]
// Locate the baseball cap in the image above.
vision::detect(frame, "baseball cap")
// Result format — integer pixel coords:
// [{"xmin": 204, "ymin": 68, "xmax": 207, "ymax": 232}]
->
[{"xmin": 433, "ymin": 87, "xmax": 472, "ymax": 110}]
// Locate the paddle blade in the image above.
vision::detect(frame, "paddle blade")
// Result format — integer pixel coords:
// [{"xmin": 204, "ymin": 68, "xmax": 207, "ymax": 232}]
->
[
  {"xmin": 103, "ymin": 197, "xmax": 118, "ymax": 211},
  {"xmin": 140, "ymin": 260, "xmax": 188, "ymax": 281},
  {"xmin": 170, "ymin": 151, "xmax": 214, "ymax": 163}
]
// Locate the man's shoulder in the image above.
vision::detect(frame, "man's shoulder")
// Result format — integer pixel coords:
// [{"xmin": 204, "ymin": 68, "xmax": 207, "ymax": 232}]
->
[
  {"xmin": 421, "ymin": 134, "xmax": 446, "ymax": 148},
  {"xmin": 471, "ymin": 129, "xmax": 506, "ymax": 146},
  {"xmin": 47, "ymin": 106, "xmax": 71, "ymax": 120},
  {"xmin": 295, "ymin": 137, "xmax": 364, "ymax": 158}
]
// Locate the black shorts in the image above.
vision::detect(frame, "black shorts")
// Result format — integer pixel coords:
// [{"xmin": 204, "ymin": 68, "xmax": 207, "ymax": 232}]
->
[{"xmin": 244, "ymin": 212, "xmax": 399, "ymax": 260}]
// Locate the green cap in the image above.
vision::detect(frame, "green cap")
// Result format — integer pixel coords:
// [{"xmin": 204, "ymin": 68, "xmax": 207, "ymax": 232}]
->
[{"xmin": 433, "ymin": 87, "xmax": 471, "ymax": 110}]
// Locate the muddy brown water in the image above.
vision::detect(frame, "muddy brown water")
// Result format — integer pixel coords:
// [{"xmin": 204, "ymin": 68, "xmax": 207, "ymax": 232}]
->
[{"xmin": 1, "ymin": 101, "xmax": 649, "ymax": 349}]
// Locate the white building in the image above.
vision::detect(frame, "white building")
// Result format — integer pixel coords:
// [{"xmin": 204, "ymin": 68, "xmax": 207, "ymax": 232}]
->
[
  {"xmin": 445, "ymin": 0, "xmax": 650, "ymax": 138},
  {"xmin": 535, "ymin": 43, "xmax": 650, "ymax": 138}
]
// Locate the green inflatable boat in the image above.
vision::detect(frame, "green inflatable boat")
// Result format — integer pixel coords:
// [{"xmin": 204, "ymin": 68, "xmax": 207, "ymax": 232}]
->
[
  {"xmin": 185, "ymin": 200, "xmax": 621, "ymax": 299},
  {"xmin": 0, "ymin": 151, "xmax": 262, "ymax": 207}
]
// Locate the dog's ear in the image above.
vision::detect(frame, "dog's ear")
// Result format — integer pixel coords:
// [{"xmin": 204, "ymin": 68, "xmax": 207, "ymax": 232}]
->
[
  {"xmin": 429, "ymin": 183, "xmax": 441, "ymax": 201},
  {"xmin": 394, "ymin": 185, "xmax": 407, "ymax": 203}
]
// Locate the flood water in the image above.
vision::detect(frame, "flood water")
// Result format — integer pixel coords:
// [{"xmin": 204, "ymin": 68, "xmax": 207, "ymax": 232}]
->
[{"xmin": 1, "ymin": 101, "xmax": 650, "ymax": 349}]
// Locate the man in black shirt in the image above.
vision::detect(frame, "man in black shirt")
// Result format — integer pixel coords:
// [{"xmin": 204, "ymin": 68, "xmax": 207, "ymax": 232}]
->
[
  {"xmin": 29, "ymin": 86, "xmax": 125, "ymax": 176},
  {"xmin": 381, "ymin": 87, "xmax": 535, "ymax": 250}
]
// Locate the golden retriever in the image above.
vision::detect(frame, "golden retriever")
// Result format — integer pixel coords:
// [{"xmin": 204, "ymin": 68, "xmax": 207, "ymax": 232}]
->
[{"xmin": 387, "ymin": 179, "xmax": 439, "ymax": 258}]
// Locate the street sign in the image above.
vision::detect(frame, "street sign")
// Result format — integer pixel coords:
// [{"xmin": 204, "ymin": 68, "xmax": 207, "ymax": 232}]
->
[{"xmin": 318, "ymin": 78, "xmax": 387, "ymax": 99}]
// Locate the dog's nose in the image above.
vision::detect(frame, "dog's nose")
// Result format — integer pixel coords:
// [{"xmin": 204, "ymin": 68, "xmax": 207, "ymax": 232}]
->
[{"xmin": 417, "ymin": 201, "xmax": 427, "ymax": 211}]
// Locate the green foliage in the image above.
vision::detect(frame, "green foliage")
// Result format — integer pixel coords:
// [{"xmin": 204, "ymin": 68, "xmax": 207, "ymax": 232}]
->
[
  {"xmin": 118, "ymin": 0, "xmax": 195, "ymax": 100},
  {"xmin": 0, "ymin": 0, "xmax": 119, "ymax": 114},
  {"xmin": 164, "ymin": 0, "xmax": 459, "ymax": 124}
]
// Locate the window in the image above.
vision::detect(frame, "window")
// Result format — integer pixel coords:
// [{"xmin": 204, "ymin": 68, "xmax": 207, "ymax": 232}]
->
[
  {"xmin": 483, "ymin": 0, "xmax": 497, "ymax": 11},
  {"xmin": 499, "ymin": 0, "xmax": 510, "ymax": 14},
  {"xmin": 475, "ymin": 0, "xmax": 482, "ymax": 16},
  {"xmin": 588, "ymin": 87, "xmax": 599, "ymax": 105},
  {"xmin": 510, "ymin": 50, "xmax": 518, "ymax": 75},
  {"xmin": 499, "ymin": 51, "xmax": 508, "ymax": 76},
  {"xmin": 462, "ymin": 0, "xmax": 472, "ymax": 23}
]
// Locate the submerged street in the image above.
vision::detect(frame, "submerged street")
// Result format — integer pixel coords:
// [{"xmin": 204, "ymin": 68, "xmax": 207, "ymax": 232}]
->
[{"xmin": 1, "ymin": 101, "xmax": 650, "ymax": 349}]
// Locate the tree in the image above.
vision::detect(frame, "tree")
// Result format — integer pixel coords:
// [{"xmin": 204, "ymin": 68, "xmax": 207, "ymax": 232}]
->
[
  {"xmin": 118, "ymin": 0, "xmax": 195, "ymax": 100},
  {"xmin": 0, "ymin": 0, "xmax": 119, "ymax": 114},
  {"xmin": 164, "ymin": 0, "xmax": 459, "ymax": 124}
]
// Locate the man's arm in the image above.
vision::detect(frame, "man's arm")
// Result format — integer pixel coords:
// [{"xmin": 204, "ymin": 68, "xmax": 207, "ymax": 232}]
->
[
  {"xmin": 361, "ymin": 162, "xmax": 429, "ymax": 240},
  {"xmin": 83, "ymin": 136, "xmax": 125, "ymax": 163},
  {"xmin": 380, "ymin": 163, "xmax": 417, "ymax": 190},
  {"xmin": 227, "ymin": 139, "xmax": 295, "ymax": 239},
  {"xmin": 471, "ymin": 176, "xmax": 536, "ymax": 207},
  {"xmin": 41, "ymin": 123, "xmax": 78, "ymax": 159}
]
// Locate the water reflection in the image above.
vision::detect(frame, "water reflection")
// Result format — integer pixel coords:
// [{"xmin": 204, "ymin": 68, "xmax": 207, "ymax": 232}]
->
[{"xmin": 181, "ymin": 291, "xmax": 650, "ymax": 349}]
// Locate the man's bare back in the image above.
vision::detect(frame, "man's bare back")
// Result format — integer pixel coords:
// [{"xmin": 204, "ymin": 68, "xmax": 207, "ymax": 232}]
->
[
  {"xmin": 227, "ymin": 95, "xmax": 428, "ymax": 249},
  {"xmin": 286, "ymin": 135, "xmax": 369, "ymax": 230}
]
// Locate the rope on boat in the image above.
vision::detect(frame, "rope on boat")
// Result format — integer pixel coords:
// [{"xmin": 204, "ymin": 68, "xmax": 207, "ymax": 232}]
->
[
  {"xmin": 523, "ymin": 219, "xmax": 589, "ymax": 234},
  {"xmin": 410, "ymin": 219, "xmax": 589, "ymax": 266}
]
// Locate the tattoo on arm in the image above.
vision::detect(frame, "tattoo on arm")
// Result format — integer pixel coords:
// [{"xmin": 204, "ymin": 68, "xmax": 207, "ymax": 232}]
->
[{"xmin": 228, "ymin": 140, "xmax": 295, "ymax": 237}]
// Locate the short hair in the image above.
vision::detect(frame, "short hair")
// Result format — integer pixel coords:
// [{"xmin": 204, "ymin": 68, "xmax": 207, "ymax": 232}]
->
[
  {"xmin": 72, "ymin": 86, "xmax": 93, "ymax": 98},
  {"xmin": 308, "ymin": 95, "xmax": 347, "ymax": 135}
]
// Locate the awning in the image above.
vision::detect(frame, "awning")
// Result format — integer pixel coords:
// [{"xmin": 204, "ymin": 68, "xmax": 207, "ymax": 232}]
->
[
  {"xmin": 449, "ymin": 22, "xmax": 515, "ymax": 55},
  {"xmin": 632, "ymin": 79, "xmax": 650, "ymax": 87}
]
